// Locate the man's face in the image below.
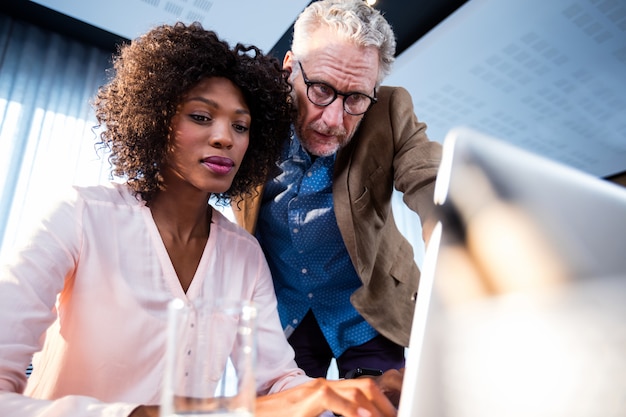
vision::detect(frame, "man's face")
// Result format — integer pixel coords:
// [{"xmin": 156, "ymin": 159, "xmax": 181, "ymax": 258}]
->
[{"xmin": 285, "ymin": 27, "xmax": 380, "ymax": 157}]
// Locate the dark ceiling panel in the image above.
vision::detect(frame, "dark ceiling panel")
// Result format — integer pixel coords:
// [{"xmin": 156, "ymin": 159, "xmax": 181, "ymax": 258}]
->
[{"xmin": 378, "ymin": 0, "xmax": 469, "ymax": 55}]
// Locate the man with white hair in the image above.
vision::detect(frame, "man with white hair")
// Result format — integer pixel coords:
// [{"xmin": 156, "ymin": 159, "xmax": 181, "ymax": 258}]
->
[{"xmin": 234, "ymin": 0, "xmax": 442, "ymax": 379}]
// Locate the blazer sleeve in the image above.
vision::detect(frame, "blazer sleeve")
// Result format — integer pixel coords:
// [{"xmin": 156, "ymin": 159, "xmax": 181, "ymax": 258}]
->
[{"xmin": 388, "ymin": 86, "xmax": 442, "ymax": 241}]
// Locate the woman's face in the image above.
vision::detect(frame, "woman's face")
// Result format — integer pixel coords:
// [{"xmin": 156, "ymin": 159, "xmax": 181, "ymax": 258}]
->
[{"xmin": 164, "ymin": 77, "xmax": 251, "ymax": 195}]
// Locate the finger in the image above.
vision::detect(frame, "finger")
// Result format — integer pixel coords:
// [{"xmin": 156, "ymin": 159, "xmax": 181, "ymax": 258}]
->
[
  {"xmin": 377, "ymin": 369, "xmax": 403, "ymax": 392},
  {"xmin": 325, "ymin": 378, "xmax": 397, "ymax": 417},
  {"xmin": 375, "ymin": 370, "xmax": 403, "ymax": 408},
  {"xmin": 361, "ymin": 379, "xmax": 398, "ymax": 417}
]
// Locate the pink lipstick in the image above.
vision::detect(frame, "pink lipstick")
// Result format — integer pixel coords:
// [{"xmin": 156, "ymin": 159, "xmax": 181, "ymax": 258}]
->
[{"xmin": 203, "ymin": 156, "xmax": 235, "ymax": 175}]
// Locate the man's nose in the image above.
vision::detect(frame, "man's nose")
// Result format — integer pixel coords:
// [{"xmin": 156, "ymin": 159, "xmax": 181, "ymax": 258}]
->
[{"xmin": 320, "ymin": 98, "xmax": 345, "ymax": 128}]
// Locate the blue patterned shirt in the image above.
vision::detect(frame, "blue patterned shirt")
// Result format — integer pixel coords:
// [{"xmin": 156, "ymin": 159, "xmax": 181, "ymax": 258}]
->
[{"xmin": 256, "ymin": 135, "xmax": 377, "ymax": 357}]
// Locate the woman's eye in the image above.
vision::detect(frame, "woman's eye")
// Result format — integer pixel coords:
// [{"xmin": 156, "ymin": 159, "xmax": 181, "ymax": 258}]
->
[
  {"xmin": 233, "ymin": 124, "xmax": 249, "ymax": 133},
  {"xmin": 190, "ymin": 114, "xmax": 210, "ymax": 122}
]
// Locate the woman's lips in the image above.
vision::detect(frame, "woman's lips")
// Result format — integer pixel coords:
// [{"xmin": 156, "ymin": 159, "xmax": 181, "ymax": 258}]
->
[{"xmin": 202, "ymin": 156, "xmax": 234, "ymax": 175}]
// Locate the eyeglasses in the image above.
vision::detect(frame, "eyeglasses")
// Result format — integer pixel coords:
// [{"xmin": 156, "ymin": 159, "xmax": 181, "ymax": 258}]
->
[{"xmin": 298, "ymin": 62, "xmax": 377, "ymax": 116}]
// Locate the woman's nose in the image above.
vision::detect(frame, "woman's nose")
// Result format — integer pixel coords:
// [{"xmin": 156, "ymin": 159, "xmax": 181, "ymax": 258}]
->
[{"xmin": 209, "ymin": 122, "xmax": 234, "ymax": 149}]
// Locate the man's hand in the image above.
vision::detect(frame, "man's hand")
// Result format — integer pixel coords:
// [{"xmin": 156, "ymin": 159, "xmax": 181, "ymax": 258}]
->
[
  {"xmin": 256, "ymin": 377, "xmax": 397, "ymax": 417},
  {"xmin": 373, "ymin": 368, "xmax": 404, "ymax": 408}
]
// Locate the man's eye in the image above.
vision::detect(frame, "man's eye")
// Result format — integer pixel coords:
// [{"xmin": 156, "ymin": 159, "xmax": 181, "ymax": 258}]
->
[
  {"xmin": 313, "ymin": 83, "xmax": 333, "ymax": 98},
  {"xmin": 346, "ymin": 94, "xmax": 367, "ymax": 105}
]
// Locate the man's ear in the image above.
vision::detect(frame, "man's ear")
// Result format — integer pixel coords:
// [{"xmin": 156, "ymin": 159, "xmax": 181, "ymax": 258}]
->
[{"xmin": 283, "ymin": 51, "xmax": 294, "ymax": 73}]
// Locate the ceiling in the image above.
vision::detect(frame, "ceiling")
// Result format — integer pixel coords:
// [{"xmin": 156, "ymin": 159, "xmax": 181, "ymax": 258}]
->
[
  {"xmin": 1, "ymin": 0, "xmax": 468, "ymax": 57},
  {"xmin": 2, "ymin": 0, "xmax": 625, "ymax": 180}
]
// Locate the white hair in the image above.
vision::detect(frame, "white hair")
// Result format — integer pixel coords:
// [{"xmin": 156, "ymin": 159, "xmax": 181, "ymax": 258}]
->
[{"xmin": 291, "ymin": 0, "xmax": 396, "ymax": 86}]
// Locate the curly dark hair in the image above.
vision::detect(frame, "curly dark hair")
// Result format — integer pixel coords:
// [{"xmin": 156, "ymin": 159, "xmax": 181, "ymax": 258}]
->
[{"xmin": 94, "ymin": 22, "xmax": 292, "ymax": 204}]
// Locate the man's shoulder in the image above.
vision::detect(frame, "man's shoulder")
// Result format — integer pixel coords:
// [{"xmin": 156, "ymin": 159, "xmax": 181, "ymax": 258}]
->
[
  {"xmin": 357, "ymin": 85, "xmax": 413, "ymax": 131},
  {"xmin": 363, "ymin": 86, "xmax": 414, "ymax": 119},
  {"xmin": 376, "ymin": 85, "xmax": 411, "ymax": 101}
]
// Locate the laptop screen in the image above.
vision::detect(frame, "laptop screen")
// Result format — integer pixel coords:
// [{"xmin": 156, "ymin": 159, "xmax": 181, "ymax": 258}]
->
[{"xmin": 398, "ymin": 127, "xmax": 626, "ymax": 417}]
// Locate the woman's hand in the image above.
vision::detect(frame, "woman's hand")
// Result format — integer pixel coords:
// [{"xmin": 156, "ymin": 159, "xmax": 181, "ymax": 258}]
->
[
  {"xmin": 256, "ymin": 377, "xmax": 397, "ymax": 417},
  {"xmin": 128, "ymin": 405, "xmax": 159, "ymax": 417}
]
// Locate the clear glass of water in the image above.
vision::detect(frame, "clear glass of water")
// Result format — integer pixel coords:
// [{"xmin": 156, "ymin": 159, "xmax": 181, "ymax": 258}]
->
[{"xmin": 160, "ymin": 298, "xmax": 257, "ymax": 417}]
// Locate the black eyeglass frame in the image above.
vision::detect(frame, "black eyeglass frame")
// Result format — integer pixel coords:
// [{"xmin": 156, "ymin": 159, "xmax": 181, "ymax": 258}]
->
[{"xmin": 297, "ymin": 62, "xmax": 377, "ymax": 116}]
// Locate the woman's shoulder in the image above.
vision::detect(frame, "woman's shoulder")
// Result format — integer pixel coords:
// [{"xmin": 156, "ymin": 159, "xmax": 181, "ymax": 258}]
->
[{"xmin": 72, "ymin": 182, "xmax": 143, "ymax": 207}]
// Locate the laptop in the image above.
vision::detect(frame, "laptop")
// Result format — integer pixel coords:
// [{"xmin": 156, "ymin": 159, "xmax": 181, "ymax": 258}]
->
[{"xmin": 397, "ymin": 127, "xmax": 626, "ymax": 417}]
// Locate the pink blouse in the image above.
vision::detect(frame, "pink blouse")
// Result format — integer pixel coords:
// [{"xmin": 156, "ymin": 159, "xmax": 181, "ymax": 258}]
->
[{"xmin": 0, "ymin": 183, "xmax": 309, "ymax": 416}]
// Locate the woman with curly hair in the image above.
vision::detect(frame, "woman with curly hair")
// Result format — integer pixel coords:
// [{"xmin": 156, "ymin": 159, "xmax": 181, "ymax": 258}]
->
[{"xmin": 0, "ymin": 22, "xmax": 399, "ymax": 417}]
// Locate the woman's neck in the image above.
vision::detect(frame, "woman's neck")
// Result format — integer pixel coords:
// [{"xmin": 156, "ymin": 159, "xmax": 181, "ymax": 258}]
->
[
  {"xmin": 149, "ymin": 187, "xmax": 212, "ymax": 243},
  {"xmin": 148, "ymin": 186, "xmax": 213, "ymax": 293}
]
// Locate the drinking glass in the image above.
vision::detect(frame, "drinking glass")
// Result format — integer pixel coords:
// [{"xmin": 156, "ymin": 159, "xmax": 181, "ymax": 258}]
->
[{"xmin": 161, "ymin": 298, "xmax": 257, "ymax": 417}]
